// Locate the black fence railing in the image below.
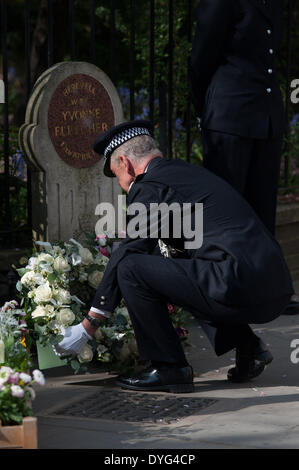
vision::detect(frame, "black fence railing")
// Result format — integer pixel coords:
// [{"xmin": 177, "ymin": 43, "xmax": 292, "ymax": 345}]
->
[{"xmin": 0, "ymin": 0, "xmax": 296, "ymax": 249}]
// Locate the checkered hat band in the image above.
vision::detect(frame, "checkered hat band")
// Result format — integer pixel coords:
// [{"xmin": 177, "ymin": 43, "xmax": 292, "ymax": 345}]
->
[{"xmin": 104, "ymin": 127, "xmax": 151, "ymax": 158}]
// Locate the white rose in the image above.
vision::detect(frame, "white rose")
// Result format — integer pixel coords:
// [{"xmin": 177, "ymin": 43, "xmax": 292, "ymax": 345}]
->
[
  {"xmin": 97, "ymin": 344, "xmax": 111, "ymax": 362},
  {"xmin": 11, "ymin": 385, "xmax": 25, "ymax": 398},
  {"xmin": 78, "ymin": 247, "xmax": 93, "ymax": 265},
  {"xmin": 94, "ymin": 328, "xmax": 103, "ymax": 342},
  {"xmin": 117, "ymin": 307, "xmax": 130, "ymax": 320},
  {"xmin": 94, "ymin": 254, "xmax": 103, "ymax": 264},
  {"xmin": 48, "ymin": 319, "xmax": 61, "ymax": 334},
  {"xmin": 53, "ymin": 256, "xmax": 71, "ymax": 273},
  {"xmin": 32, "ymin": 305, "xmax": 48, "ymax": 319},
  {"xmin": 34, "ymin": 282, "xmax": 52, "ymax": 303},
  {"xmin": 32, "ymin": 369, "xmax": 45, "ymax": 386},
  {"xmin": 88, "ymin": 270, "xmax": 104, "ymax": 289},
  {"xmin": 19, "ymin": 372, "xmax": 32, "ymax": 383},
  {"xmin": 45, "ymin": 305, "xmax": 56, "ymax": 318},
  {"xmin": 34, "ymin": 273, "xmax": 46, "ymax": 285},
  {"xmin": 119, "ymin": 342, "xmax": 131, "ymax": 362},
  {"xmin": 97, "ymin": 344, "xmax": 108, "ymax": 355},
  {"xmin": 37, "ymin": 253, "xmax": 54, "ymax": 264},
  {"xmin": 56, "ymin": 308, "xmax": 75, "ymax": 326},
  {"xmin": 102, "ymin": 327, "xmax": 116, "ymax": 339},
  {"xmin": 54, "ymin": 288, "xmax": 71, "ymax": 305},
  {"xmin": 79, "ymin": 272, "xmax": 88, "ymax": 283},
  {"xmin": 21, "ymin": 271, "xmax": 36, "ymax": 287},
  {"xmin": 0, "ymin": 366, "xmax": 12, "ymax": 387},
  {"xmin": 26, "ymin": 257, "xmax": 38, "ymax": 269},
  {"xmin": 52, "ymin": 246, "xmax": 65, "ymax": 256},
  {"xmin": 128, "ymin": 337, "xmax": 138, "ymax": 355},
  {"xmin": 97, "ymin": 349, "xmax": 111, "ymax": 363},
  {"xmin": 78, "ymin": 344, "xmax": 93, "ymax": 363}
]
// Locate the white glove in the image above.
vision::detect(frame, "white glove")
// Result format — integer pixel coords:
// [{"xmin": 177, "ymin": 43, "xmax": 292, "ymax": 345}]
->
[{"xmin": 52, "ymin": 323, "xmax": 92, "ymax": 357}]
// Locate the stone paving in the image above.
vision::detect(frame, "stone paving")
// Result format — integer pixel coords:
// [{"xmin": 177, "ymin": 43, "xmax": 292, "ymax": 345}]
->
[{"xmin": 32, "ymin": 296, "xmax": 299, "ymax": 449}]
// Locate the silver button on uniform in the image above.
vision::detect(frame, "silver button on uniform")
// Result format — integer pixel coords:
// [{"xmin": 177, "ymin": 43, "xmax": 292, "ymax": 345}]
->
[
  {"xmin": 269, "ymin": 48, "xmax": 274, "ymax": 54},
  {"xmin": 267, "ymin": 29, "xmax": 272, "ymax": 35},
  {"xmin": 266, "ymin": 88, "xmax": 272, "ymax": 93},
  {"xmin": 268, "ymin": 68, "xmax": 273, "ymax": 74}
]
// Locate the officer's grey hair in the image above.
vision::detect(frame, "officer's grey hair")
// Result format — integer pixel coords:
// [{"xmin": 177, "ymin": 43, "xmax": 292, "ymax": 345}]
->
[{"xmin": 110, "ymin": 134, "xmax": 162, "ymax": 167}]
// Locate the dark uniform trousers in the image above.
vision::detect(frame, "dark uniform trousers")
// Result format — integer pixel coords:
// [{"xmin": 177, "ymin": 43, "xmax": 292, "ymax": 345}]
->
[
  {"xmin": 202, "ymin": 128, "xmax": 283, "ymax": 235},
  {"xmin": 117, "ymin": 252, "xmax": 289, "ymax": 365},
  {"xmin": 92, "ymin": 158, "xmax": 293, "ymax": 366},
  {"xmin": 189, "ymin": 0, "xmax": 285, "ymax": 235}
]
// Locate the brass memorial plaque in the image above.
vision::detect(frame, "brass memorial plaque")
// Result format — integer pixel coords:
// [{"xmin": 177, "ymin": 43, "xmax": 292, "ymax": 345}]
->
[{"xmin": 48, "ymin": 73, "xmax": 115, "ymax": 168}]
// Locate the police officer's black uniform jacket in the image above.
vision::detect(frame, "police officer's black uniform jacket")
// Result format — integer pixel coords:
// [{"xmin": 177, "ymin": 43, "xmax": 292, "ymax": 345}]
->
[
  {"xmin": 188, "ymin": 0, "xmax": 285, "ymax": 139},
  {"xmin": 92, "ymin": 157, "xmax": 293, "ymax": 323}
]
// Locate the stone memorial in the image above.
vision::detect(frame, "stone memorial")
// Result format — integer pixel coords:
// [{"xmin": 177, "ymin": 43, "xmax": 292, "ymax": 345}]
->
[{"xmin": 19, "ymin": 62, "xmax": 123, "ymax": 244}]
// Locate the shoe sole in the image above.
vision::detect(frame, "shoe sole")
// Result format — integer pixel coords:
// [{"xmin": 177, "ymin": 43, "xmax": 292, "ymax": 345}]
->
[{"xmin": 115, "ymin": 380, "xmax": 195, "ymax": 393}]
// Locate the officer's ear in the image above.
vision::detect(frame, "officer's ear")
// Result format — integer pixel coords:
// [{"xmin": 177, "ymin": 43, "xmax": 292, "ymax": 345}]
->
[{"xmin": 119, "ymin": 155, "xmax": 135, "ymax": 176}]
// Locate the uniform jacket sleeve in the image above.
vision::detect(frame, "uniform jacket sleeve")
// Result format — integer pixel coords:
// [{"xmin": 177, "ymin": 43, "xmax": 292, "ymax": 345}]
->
[
  {"xmin": 91, "ymin": 181, "xmax": 164, "ymax": 313},
  {"xmin": 188, "ymin": 0, "xmax": 235, "ymax": 118}
]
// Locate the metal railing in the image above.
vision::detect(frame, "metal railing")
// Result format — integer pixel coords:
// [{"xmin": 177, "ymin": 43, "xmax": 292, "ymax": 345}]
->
[{"xmin": 0, "ymin": 0, "xmax": 296, "ymax": 249}]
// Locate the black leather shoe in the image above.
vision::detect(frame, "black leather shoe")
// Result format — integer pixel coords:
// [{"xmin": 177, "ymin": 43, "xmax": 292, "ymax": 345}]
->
[
  {"xmin": 282, "ymin": 300, "xmax": 299, "ymax": 315},
  {"xmin": 227, "ymin": 339, "xmax": 273, "ymax": 383},
  {"xmin": 115, "ymin": 364, "xmax": 194, "ymax": 393}
]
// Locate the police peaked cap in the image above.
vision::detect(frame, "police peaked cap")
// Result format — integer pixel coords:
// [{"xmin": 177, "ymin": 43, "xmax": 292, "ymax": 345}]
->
[{"xmin": 93, "ymin": 120, "xmax": 154, "ymax": 177}]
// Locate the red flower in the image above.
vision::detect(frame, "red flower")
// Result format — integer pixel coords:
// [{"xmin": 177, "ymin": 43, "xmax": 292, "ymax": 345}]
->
[
  {"xmin": 98, "ymin": 246, "xmax": 110, "ymax": 258},
  {"xmin": 167, "ymin": 304, "xmax": 176, "ymax": 314},
  {"xmin": 175, "ymin": 326, "xmax": 187, "ymax": 338}
]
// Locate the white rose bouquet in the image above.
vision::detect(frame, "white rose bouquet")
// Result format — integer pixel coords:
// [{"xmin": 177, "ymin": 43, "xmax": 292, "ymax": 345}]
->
[
  {"xmin": 15, "ymin": 233, "xmax": 190, "ymax": 374},
  {"xmin": 14, "ymin": 237, "xmax": 108, "ymax": 373}
]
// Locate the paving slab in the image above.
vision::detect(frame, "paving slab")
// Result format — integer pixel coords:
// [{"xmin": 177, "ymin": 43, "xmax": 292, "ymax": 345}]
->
[{"xmin": 31, "ymin": 311, "xmax": 299, "ymax": 449}]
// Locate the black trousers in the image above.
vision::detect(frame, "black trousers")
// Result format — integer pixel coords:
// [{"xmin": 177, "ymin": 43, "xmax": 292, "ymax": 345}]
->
[
  {"xmin": 201, "ymin": 129, "xmax": 283, "ymax": 235},
  {"xmin": 117, "ymin": 253, "xmax": 260, "ymax": 365}
]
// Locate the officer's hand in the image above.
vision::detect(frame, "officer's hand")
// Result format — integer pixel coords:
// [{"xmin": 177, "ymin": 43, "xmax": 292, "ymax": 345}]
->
[{"xmin": 52, "ymin": 323, "xmax": 92, "ymax": 357}]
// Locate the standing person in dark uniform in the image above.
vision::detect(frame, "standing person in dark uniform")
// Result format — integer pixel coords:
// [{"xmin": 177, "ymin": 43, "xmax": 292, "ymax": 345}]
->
[
  {"xmin": 189, "ymin": 0, "xmax": 298, "ymax": 313},
  {"xmin": 189, "ymin": 0, "xmax": 284, "ymax": 235},
  {"xmin": 54, "ymin": 121, "xmax": 294, "ymax": 392}
]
